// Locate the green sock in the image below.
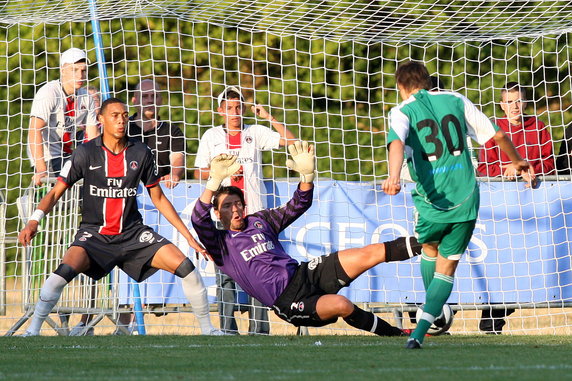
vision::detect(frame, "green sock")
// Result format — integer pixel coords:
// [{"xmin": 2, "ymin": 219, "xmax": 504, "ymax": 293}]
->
[
  {"xmin": 420, "ymin": 251, "xmax": 436, "ymax": 290},
  {"xmin": 412, "ymin": 273, "xmax": 454, "ymax": 343}
]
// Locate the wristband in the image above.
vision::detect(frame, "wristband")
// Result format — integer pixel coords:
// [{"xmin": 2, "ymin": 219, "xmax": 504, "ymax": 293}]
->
[
  {"xmin": 205, "ymin": 177, "xmax": 222, "ymax": 192},
  {"xmin": 29, "ymin": 209, "xmax": 45, "ymax": 223},
  {"xmin": 300, "ymin": 171, "xmax": 316, "ymax": 183}
]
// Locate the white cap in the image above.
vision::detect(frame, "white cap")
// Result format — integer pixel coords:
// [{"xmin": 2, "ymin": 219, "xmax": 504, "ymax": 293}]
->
[
  {"xmin": 60, "ymin": 48, "xmax": 89, "ymax": 66},
  {"xmin": 217, "ymin": 86, "xmax": 245, "ymax": 107}
]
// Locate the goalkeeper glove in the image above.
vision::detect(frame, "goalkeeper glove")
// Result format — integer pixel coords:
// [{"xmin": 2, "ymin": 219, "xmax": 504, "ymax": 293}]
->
[
  {"xmin": 206, "ymin": 154, "xmax": 241, "ymax": 191},
  {"xmin": 286, "ymin": 140, "xmax": 316, "ymax": 183}
]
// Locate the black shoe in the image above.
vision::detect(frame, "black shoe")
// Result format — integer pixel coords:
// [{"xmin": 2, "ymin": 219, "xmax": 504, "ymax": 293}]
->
[{"xmin": 405, "ymin": 338, "xmax": 422, "ymax": 349}]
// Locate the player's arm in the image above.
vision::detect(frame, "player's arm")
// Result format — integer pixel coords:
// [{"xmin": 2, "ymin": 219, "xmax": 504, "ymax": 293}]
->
[
  {"xmin": 383, "ymin": 139, "xmax": 404, "ymax": 195},
  {"xmin": 255, "ymin": 140, "xmax": 316, "ymax": 233},
  {"xmin": 251, "ymin": 104, "xmax": 296, "ymax": 146},
  {"xmin": 492, "ymin": 129, "xmax": 536, "ymax": 186},
  {"xmin": 18, "ymin": 180, "xmax": 68, "ymax": 246},
  {"xmin": 28, "ymin": 116, "xmax": 48, "ymax": 186},
  {"xmin": 147, "ymin": 185, "xmax": 208, "ymax": 258}
]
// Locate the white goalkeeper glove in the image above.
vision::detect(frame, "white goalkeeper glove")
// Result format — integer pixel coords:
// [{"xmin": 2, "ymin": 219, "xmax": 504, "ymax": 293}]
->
[
  {"xmin": 206, "ymin": 154, "xmax": 241, "ymax": 191},
  {"xmin": 286, "ymin": 140, "xmax": 316, "ymax": 183}
]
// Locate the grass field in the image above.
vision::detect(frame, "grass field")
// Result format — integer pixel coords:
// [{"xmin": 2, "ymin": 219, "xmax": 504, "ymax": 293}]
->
[{"xmin": 1, "ymin": 335, "xmax": 571, "ymax": 380}]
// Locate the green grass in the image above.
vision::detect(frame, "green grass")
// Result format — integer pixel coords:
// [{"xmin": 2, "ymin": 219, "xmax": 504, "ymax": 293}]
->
[{"xmin": 1, "ymin": 335, "xmax": 571, "ymax": 380}]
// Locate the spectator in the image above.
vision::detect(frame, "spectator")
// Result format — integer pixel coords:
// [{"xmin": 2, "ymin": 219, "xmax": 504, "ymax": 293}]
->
[
  {"xmin": 556, "ymin": 123, "xmax": 572, "ymax": 175},
  {"xmin": 27, "ymin": 48, "xmax": 99, "ymax": 186},
  {"xmin": 477, "ymin": 82, "xmax": 553, "ymax": 333},
  {"xmin": 194, "ymin": 86, "xmax": 296, "ymax": 334},
  {"xmin": 128, "ymin": 79, "xmax": 185, "ymax": 188},
  {"xmin": 478, "ymin": 82, "xmax": 554, "ymax": 181}
]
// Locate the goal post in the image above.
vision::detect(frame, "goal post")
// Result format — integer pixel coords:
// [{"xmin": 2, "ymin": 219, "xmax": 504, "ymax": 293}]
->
[{"xmin": 1, "ymin": 0, "xmax": 572, "ymax": 336}]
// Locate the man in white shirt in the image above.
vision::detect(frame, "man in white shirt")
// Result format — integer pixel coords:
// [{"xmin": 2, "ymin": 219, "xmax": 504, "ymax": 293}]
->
[
  {"xmin": 194, "ymin": 86, "xmax": 295, "ymax": 334},
  {"xmin": 28, "ymin": 48, "xmax": 99, "ymax": 186}
]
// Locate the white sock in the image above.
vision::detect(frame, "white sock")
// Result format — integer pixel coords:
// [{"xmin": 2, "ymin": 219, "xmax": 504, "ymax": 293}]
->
[
  {"xmin": 181, "ymin": 269, "xmax": 215, "ymax": 334},
  {"xmin": 27, "ymin": 273, "xmax": 68, "ymax": 335}
]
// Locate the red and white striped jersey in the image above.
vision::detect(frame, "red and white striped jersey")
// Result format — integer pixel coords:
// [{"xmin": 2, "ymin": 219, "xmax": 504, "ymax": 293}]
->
[{"xmin": 58, "ymin": 135, "xmax": 160, "ymax": 235}]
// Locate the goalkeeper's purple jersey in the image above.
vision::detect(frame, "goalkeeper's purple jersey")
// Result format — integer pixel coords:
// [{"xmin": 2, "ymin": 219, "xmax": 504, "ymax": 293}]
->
[{"xmin": 192, "ymin": 186, "xmax": 313, "ymax": 306}]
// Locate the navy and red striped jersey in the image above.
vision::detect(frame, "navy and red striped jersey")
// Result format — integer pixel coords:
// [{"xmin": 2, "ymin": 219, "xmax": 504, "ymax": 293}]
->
[{"xmin": 58, "ymin": 135, "xmax": 160, "ymax": 235}]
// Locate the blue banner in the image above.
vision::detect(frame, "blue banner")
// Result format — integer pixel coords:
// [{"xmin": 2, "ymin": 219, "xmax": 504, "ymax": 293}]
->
[{"xmin": 118, "ymin": 180, "xmax": 572, "ymax": 305}]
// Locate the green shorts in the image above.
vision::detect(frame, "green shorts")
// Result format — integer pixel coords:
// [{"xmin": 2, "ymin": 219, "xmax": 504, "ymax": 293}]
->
[{"xmin": 414, "ymin": 215, "xmax": 476, "ymax": 259}]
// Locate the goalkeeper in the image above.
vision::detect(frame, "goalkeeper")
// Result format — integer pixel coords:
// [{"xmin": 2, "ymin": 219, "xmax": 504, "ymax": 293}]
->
[{"xmin": 191, "ymin": 141, "xmax": 422, "ymax": 334}]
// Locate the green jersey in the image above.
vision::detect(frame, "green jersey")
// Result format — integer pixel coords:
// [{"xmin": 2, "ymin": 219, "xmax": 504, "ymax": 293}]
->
[{"xmin": 388, "ymin": 90, "xmax": 498, "ymax": 222}]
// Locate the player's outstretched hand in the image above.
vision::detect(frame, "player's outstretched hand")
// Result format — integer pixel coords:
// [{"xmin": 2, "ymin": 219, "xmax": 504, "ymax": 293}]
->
[
  {"xmin": 18, "ymin": 221, "xmax": 39, "ymax": 247},
  {"xmin": 286, "ymin": 140, "xmax": 315, "ymax": 183},
  {"xmin": 382, "ymin": 176, "xmax": 402, "ymax": 195},
  {"xmin": 206, "ymin": 154, "xmax": 241, "ymax": 191}
]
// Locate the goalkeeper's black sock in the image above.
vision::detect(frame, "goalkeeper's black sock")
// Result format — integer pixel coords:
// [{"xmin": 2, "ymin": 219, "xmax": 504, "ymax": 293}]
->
[
  {"xmin": 385, "ymin": 236, "xmax": 422, "ymax": 262},
  {"xmin": 344, "ymin": 305, "xmax": 403, "ymax": 336}
]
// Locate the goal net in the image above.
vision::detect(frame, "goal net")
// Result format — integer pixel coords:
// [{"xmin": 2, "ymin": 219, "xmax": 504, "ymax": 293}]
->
[{"xmin": 1, "ymin": 0, "xmax": 572, "ymax": 336}]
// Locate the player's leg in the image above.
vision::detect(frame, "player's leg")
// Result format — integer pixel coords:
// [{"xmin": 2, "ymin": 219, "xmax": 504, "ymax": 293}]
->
[
  {"xmin": 407, "ymin": 220, "xmax": 475, "ymax": 348},
  {"xmin": 151, "ymin": 244, "xmax": 223, "ymax": 335},
  {"xmin": 337, "ymin": 236, "xmax": 421, "ymax": 280},
  {"xmin": 26, "ymin": 246, "xmax": 89, "ymax": 335},
  {"xmin": 315, "ymin": 294, "xmax": 403, "ymax": 336}
]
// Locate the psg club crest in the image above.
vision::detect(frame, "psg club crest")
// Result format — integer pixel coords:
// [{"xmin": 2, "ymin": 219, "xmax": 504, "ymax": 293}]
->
[
  {"xmin": 130, "ymin": 161, "xmax": 139, "ymax": 170},
  {"xmin": 254, "ymin": 221, "xmax": 263, "ymax": 229},
  {"xmin": 139, "ymin": 231, "xmax": 155, "ymax": 243},
  {"xmin": 245, "ymin": 136, "xmax": 253, "ymax": 144}
]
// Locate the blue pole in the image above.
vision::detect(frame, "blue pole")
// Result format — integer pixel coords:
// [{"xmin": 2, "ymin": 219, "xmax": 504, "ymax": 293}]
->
[
  {"xmin": 88, "ymin": 0, "xmax": 110, "ymax": 101},
  {"xmin": 88, "ymin": 0, "xmax": 146, "ymax": 335}
]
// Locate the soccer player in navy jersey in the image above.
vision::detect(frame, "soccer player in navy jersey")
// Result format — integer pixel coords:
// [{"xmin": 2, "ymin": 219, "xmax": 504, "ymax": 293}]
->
[
  {"xmin": 192, "ymin": 141, "xmax": 422, "ymax": 335},
  {"xmin": 18, "ymin": 98, "xmax": 219, "ymax": 336}
]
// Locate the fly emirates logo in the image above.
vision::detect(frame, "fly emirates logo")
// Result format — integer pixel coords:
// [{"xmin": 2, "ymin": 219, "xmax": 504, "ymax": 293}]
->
[
  {"xmin": 240, "ymin": 233, "xmax": 275, "ymax": 261},
  {"xmin": 89, "ymin": 178, "xmax": 137, "ymax": 198}
]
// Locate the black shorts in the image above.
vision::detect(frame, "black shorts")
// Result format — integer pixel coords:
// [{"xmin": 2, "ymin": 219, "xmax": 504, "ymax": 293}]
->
[
  {"xmin": 70, "ymin": 224, "xmax": 171, "ymax": 282},
  {"xmin": 272, "ymin": 252, "xmax": 352, "ymax": 327}
]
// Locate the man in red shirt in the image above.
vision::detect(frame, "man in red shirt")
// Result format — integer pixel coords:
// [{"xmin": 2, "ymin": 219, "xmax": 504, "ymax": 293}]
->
[
  {"xmin": 478, "ymin": 82, "xmax": 554, "ymax": 183},
  {"xmin": 477, "ymin": 82, "xmax": 553, "ymax": 333}
]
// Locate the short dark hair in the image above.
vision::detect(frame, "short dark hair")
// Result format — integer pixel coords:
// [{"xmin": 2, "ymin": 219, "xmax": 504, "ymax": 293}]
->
[
  {"xmin": 220, "ymin": 90, "xmax": 243, "ymax": 104},
  {"xmin": 99, "ymin": 97, "xmax": 126, "ymax": 115},
  {"xmin": 430, "ymin": 76, "xmax": 445, "ymax": 91},
  {"xmin": 395, "ymin": 61, "xmax": 432, "ymax": 92},
  {"xmin": 213, "ymin": 186, "xmax": 246, "ymax": 210},
  {"xmin": 501, "ymin": 81, "xmax": 526, "ymax": 100}
]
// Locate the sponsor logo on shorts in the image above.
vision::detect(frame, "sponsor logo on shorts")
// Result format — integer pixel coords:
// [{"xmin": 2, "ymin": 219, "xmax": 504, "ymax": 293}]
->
[
  {"xmin": 254, "ymin": 221, "xmax": 263, "ymax": 229},
  {"xmin": 290, "ymin": 301, "xmax": 304, "ymax": 311},
  {"xmin": 139, "ymin": 231, "xmax": 155, "ymax": 243},
  {"xmin": 130, "ymin": 161, "xmax": 139, "ymax": 170},
  {"xmin": 308, "ymin": 256, "xmax": 323, "ymax": 271}
]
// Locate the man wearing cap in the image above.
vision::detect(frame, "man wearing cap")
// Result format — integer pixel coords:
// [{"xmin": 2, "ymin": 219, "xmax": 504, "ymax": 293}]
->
[
  {"xmin": 28, "ymin": 47, "xmax": 99, "ymax": 186},
  {"xmin": 194, "ymin": 86, "xmax": 296, "ymax": 334}
]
